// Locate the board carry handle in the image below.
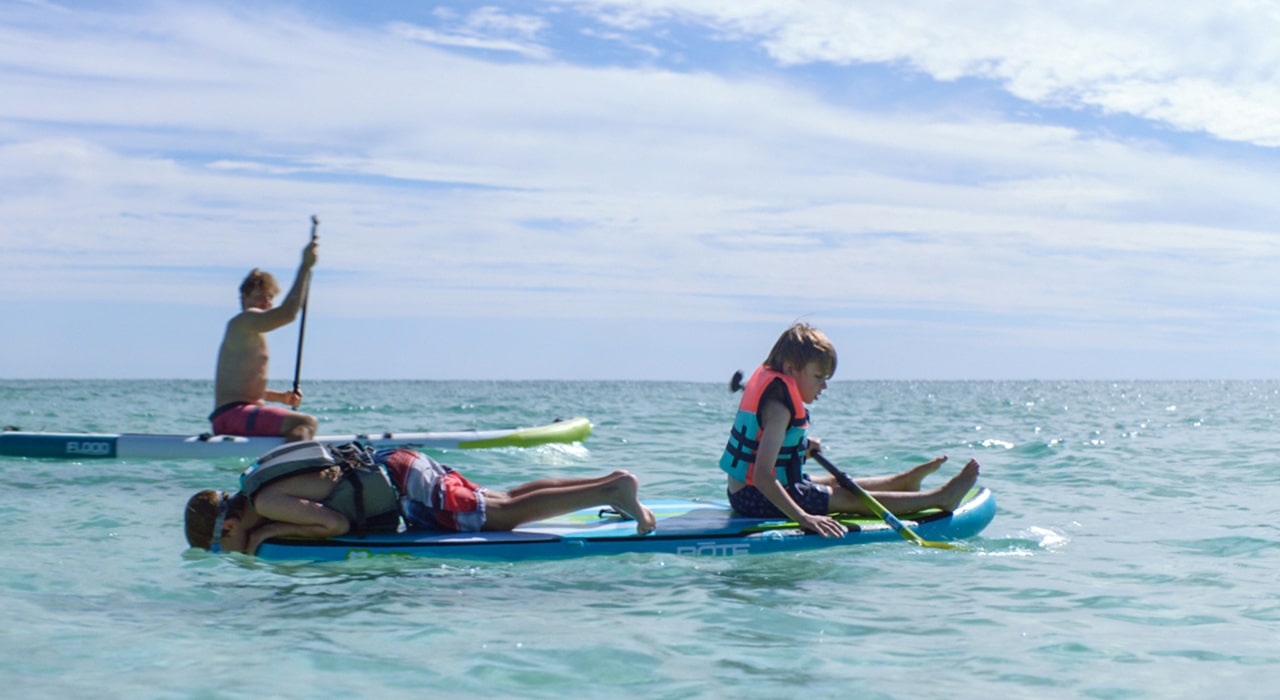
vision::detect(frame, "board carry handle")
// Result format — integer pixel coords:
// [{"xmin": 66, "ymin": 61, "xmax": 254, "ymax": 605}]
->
[{"xmin": 811, "ymin": 451, "xmax": 969, "ymax": 551}]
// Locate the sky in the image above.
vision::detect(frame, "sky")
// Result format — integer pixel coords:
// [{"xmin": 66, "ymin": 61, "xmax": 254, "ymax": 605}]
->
[{"xmin": 3, "ymin": 0, "xmax": 1280, "ymax": 381}]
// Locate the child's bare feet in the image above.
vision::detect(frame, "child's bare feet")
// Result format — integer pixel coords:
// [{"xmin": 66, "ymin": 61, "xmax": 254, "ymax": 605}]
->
[
  {"xmin": 632, "ymin": 505, "xmax": 656, "ymax": 535},
  {"xmin": 936, "ymin": 460, "xmax": 980, "ymax": 511},
  {"xmin": 846, "ymin": 456, "xmax": 949, "ymax": 493},
  {"xmin": 897, "ymin": 456, "xmax": 948, "ymax": 491},
  {"xmin": 613, "ymin": 473, "xmax": 657, "ymax": 535}
]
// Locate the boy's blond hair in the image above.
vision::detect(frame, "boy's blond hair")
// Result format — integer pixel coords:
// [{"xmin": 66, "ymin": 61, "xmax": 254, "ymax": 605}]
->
[
  {"xmin": 764, "ymin": 322, "xmax": 837, "ymax": 377},
  {"xmin": 239, "ymin": 268, "xmax": 280, "ymax": 300}
]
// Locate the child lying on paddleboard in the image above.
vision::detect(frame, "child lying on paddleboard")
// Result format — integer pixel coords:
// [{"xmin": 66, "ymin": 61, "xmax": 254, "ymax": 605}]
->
[{"xmin": 186, "ymin": 442, "xmax": 655, "ymax": 555}]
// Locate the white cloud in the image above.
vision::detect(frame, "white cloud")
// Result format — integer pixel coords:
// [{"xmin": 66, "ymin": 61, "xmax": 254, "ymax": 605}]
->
[
  {"xmin": 390, "ymin": 6, "xmax": 551, "ymax": 59},
  {"xmin": 390, "ymin": 25, "xmax": 550, "ymax": 60},
  {"xmin": 563, "ymin": 0, "xmax": 1280, "ymax": 146},
  {"xmin": 460, "ymin": 6, "xmax": 549, "ymax": 39}
]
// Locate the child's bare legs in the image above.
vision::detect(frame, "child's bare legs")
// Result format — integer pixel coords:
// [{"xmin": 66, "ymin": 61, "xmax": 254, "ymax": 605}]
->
[
  {"xmin": 483, "ymin": 470, "xmax": 657, "ymax": 534},
  {"xmin": 502, "ymin": 472, "xmax": 628, "ymax": 498},
  {"xmin": 828, "ymin": 460, "xmax": 980, "ymax": 516},
  {"xmin": 859, "ymin": 456, "xmax": 948, "ymax": 491},
  {"xmin": 813, "ymin": 456, "xmax": 947, "ymax": 493}
]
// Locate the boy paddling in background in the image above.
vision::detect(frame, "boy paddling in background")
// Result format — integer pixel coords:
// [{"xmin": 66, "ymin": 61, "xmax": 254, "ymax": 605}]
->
[
  {"xmin": 210, "ymin": 233, "xmax": 319, "ymax": 442},
  {"xmin": 721, "ymin": 323, "xmax": 980, "ymax": 538}
]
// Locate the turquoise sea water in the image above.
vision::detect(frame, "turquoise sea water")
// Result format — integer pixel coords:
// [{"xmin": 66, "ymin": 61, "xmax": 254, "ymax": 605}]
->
[{"xmin": 3, "ymin": 379, "xmax": 1280, "ymax": 698}]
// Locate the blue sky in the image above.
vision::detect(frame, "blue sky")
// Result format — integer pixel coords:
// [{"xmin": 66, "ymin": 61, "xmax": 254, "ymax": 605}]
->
[{"xmin": 3, "ymin": 0, "xmax": 1280, "ymax": 381}]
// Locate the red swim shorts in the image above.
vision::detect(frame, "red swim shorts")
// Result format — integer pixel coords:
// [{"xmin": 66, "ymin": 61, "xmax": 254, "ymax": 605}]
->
[
  {"xmin": 380, "ymin": 448, "xmax": 488, "ymax": 532},
  {"xmin": 208, "ymin": 402, "xmax": 290, "ymax": 437}
]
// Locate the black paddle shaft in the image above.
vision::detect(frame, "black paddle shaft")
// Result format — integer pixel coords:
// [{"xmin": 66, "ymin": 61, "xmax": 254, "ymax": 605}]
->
[{"xmin": 292, "ymin": 215, "xmax": 319, "ymax": 395}]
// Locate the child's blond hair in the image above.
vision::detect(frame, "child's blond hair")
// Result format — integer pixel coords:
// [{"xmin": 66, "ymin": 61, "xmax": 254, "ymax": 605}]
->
[
  {"xmin": 239, "ymin": 268, "xmax": 280, "ymax": 300},
  {"xmin": 764, "ymin": 322, "xmax": 837, "ymax": 377}
]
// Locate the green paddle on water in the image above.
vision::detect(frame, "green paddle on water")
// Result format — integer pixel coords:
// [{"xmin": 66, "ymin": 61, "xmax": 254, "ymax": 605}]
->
[{"xmin": 812, "ymin": 451, "xmax": 969, "ymax": 550}]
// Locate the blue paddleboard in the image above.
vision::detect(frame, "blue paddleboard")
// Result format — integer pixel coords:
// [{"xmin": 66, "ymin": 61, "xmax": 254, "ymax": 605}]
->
[{"xmin": 254, "ymin": 487, "xmax": 996, "ymax": 562}]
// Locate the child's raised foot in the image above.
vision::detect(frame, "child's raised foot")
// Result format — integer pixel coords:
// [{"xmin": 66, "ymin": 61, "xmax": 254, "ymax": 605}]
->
[
  {"xmin": 897, "ymin": 455, "xmax": 948, "ymax": 491},
  {"xmin": 936, "ymin": 460, "xmax": 980, "ymax": 512}
]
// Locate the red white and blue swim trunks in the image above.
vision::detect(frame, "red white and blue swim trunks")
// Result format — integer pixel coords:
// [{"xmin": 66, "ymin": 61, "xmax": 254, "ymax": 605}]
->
[
  {"xmin": 208, "ymin": 402, "xmax": 290, "ymax": 437},
  {"xmin": 377, "ymin": 448, "xmax": 487, "ymax": 532}
]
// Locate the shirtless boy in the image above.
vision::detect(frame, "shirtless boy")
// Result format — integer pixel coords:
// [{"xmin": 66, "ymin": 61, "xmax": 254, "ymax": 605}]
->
[{"xmin": 210, "ymin": 235, "xmax": 319, "ymax": 441}]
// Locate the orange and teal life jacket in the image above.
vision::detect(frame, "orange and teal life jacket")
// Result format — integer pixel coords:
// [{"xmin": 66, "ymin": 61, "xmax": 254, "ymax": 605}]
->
[{"xmin": 719, "ymin": 366, "xmax": 809, "ymax": 486}]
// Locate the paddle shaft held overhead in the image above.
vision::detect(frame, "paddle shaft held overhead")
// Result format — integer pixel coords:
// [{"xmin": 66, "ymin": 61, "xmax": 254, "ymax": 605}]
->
[{"xmin": 292, "ymin": 215, "xmax": 319, "ymax": 396}]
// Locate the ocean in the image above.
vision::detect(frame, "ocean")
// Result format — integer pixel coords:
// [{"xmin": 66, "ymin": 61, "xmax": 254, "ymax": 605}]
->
[{"xmin": 2, "ymin": 379, "xmax": 1278, "ymax": 698}]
